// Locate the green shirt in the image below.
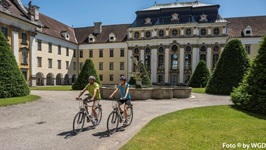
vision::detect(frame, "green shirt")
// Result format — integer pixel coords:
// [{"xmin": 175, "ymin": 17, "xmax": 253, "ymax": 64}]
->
[{"xmin": 85, "ymin": 83, "xmax": 101, "ymax": 99}]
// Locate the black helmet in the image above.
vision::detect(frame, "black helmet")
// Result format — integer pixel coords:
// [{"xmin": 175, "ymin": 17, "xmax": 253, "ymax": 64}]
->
[
  {"xmin": 120, "ymin": 76, "xmax": 126, "ymax": 81},
  {"xmin": 88, "ymin": 75, "xmax": 96, "ymax": 81}
]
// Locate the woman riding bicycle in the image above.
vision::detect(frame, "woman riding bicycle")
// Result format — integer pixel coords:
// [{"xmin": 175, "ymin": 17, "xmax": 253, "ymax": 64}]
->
[{"xmin": 109, "ymin": 76, "xmax": 131, "ymax": 125}]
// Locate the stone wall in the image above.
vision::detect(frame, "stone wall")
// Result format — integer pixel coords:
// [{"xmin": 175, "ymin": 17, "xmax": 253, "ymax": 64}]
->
[{"xmin": 100, "ymin": 87, "xmax": 191, "ymax": 100}]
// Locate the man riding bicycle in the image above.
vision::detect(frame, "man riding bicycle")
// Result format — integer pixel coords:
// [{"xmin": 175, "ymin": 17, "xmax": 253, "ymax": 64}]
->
[
  {"xmin": 76, "ymin": 75, "xmax": 101, "ymax": 124},
  {"xmin": 109, "ymin": 76, "xmax": 131, "ymax": 125}
]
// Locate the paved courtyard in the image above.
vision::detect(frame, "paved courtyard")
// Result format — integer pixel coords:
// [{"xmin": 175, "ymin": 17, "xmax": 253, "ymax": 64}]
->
[{"xmin": 0, "ymin": 91, "xmax": 232, "ymax": 150}]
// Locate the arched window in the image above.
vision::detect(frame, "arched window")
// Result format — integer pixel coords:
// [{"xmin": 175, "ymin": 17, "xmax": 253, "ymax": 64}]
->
[
  {"xmin": 158, "ymin": 47, "xmax": 164, "ymax": 69},
  {"xmin": 212, "ymin": 45, "xmax": 220, "ymax": 69},
  {"xmin": 134, "ymin": 31, "xmax": 140, "ymax": 39},
  {"xmin": 144, "ymin": 47, "xmax": 151, "ymax": 69},
  {"xmin": 200, "ymin": 45, "xmax": 207, "ymax": 62},
  {"xmin": 185, "ymin": 46, "xmax": 192, "ymax": 69},
  {"xmin": 171, "ymin": 45, "xmax": 178, "ymax": 70}
]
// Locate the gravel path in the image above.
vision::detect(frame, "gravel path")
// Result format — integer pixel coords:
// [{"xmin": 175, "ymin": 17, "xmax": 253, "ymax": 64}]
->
[{"xmin": 0, "ymin": 91, "xmax": 232, "ymax": 150}]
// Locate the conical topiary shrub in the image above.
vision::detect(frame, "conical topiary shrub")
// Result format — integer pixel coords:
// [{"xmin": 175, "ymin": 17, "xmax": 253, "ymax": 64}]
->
[
  {"xmin": 187, "ymin": 60, "xmax": 210, "ymax": 88},
  {"xmin": 0, "ymin": 32, "xmax": 30, "ymax": 98},
  {"xmin": 231, "ymin": 34, "xmax": 266, "ymax": 115},
  {"xmin": 72, "ymin": 59, "xmax": 101, "ymax": 90},
  {"xmin": 205, "ymin": 39, "xmax": 250, "ymax": 95},
  {"xmin": 139, "ymin": 62, "xmax": 152, "ymax": 87}
]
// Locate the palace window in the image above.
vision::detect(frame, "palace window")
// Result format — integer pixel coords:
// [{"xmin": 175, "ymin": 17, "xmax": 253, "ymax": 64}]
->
[
  {"xmin": 66, "ymin": 61, "xmax": 69, "ymax": 69},
  {"xmin": 1, "ymin": 27, "xmax": 8, "ymax": 39},
  {"xmin": 144, "ymin": 47, "xmax": 151, "ymax": 69},
  {"xmin": 99, "ymin": 75, "xmax": 103, "ymax": 81},
  {"xmin": 109, "ymin": 75, "xmax": 114, "ymax": 81},
  {"xmin": 171, "ymin": 29, "xmax": 178, "ymax": 37},
  {"xmin": 89, "ymin": 49, "xmax": 93, "ymax": 58},
  {"xmin": 66, "ymin": 47, "xmax": 69, "ymax": 56},
  {"xmin": 158, "ymin": 47, "xmax": 164, "ymax": 69},
  {"xmin": 212, "ymin": 45, "xmax": 220, "ymax": 70},
  {"xmin": 37, "ymin": 57, "xmax": 42, "ymax": 67},
  {"xmin": 109, "ymin": 62, "xmax": 114, "ymax": 70},
  {"xmin": 99, "ymin": 49, "xmax": 103, "ymax": 57},
  {"xmin": 213, "ymin": 27, "xmax": 220, "ymax": 35},
  {"xmin": 134, "ymin": 31, "xmax": 140, "ymax": 39},
  {"xmin": 73, "ymin": 62, "xmax": 76, "ymax": 70},
  {"xmin": 120, "ymin": 62, "xmax": 124, "ymax": 70},
  {"xmin": 120, "ymin": 48, "xmax": 124, "ymax": 57},
  {"xmin": 99, "ymin": 62, "xmax": 103, "ymax": 70},
  {"xmin": 48, "ymin": 43, "xmax": 52, "ymax": 53},
  {"xmin": 171, "ymin": 45, "xmax": 178, "ymax": 70},
  {"xmin": 37, "ymin": 40, "xmax": 42, "ymax": 51},
  {"xmin": 158, "ymin": 30, "xmax": 164, "ymax": 37},
  {"xmin": 58, "ymin": 60, "xmax": 61, "ymax": 69},
  {"xmin": 245, "ymin": 45, "xmax": 251, "ymax": 54},
  {"xmin": 186, "ymin": 28, "xmax": 192, "ymax": 36},
  {"xmin": 145, "ymin": 31, "xmax": 151, "ymax": 38},
  {"xmin": 58, "ymin": 45, "xmax": 61, "ymax": 55},
  {"xmin": 80, "ymin": 62, "xmax": 83, "ymax": 70},
  {"xmin": 110, "ymin": 49, "xmax": 114, "ymax": 57},
  {"xmin": 185, "ymin": 46, "xmax": 192, "ymax": 69},
  {"xmin": 22, "ymin": 33, "xmax": 27, "ymax": 44},
  {"xmin": 200, "ymin": 28, "xmax": 207, "ymax": 36},
  {"xmin": 21, "ymin": 48, "xmax": 28, "ymax": 65},
  {"xmin": 48, "ymin": 59, "xmax": 52, "ymax": 68},
  {"xmin": 200, "ymin": 45, "xmax": 207, "ymax": 62},
  {"xmin": 79, "ymin": 50, "xmax": 82, "ymax": 58}
]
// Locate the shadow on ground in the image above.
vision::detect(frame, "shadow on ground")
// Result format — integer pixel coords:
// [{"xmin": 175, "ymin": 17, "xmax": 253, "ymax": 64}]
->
[{"xmin": 57, "ymin": 125, "xmax": 96, "ymax": 139}]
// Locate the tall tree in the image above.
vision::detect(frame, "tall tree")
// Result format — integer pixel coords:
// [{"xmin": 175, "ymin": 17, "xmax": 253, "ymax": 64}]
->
[
  {"xmin": 231, "ymin": 35, "xmax": 266, "ymax": 115},
  {"xmin": 0, "ymin": 32, "xmax": 30, "ymax": 98},
  {"xmin": 72, "ymin": 59, "xmax": 101, "ymax": 90},
  {"xmin": 205, "ymin": 39, "xmax": 250, "ymax": 95},
  {"xmin": 187, "ymin": 60, "xmax": 210, "ymax": 88}
]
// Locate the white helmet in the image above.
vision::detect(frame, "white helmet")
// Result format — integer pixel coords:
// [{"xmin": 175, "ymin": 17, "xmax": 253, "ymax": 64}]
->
[{"xmin": 89, "ymin": 76, "xmax": 96, "ymax": 81}]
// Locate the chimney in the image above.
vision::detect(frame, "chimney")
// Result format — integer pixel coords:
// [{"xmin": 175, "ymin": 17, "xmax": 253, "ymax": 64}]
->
[
  {"xmin": 33, "ymin": 5, "xmax": 39, "ymax": 21},
  {"xmin": 93, "ymin": 22, "xmax": 102, "ymax": 34}
]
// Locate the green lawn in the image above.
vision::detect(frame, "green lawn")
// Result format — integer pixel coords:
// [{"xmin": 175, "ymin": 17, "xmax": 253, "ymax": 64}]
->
[
  {"xmin": 192, "ymin": 88, "xmax": 206, "ymax": 94},
  {"xmin": 30, "ymin": 85, "xmax": 73, "ymax": 91},
  {"xmin": 0, "ymin": 95, "xmax": 41, "ymax": 107},
  {"xmin": 121, "ymin": 105, "xmax": 266, "ymax": 150}
]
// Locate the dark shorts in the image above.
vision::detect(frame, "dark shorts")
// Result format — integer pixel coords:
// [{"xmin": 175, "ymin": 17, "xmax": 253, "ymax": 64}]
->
[{"xmin": 119, "ymin": 99, "xmax": 131, "ymax": 105}]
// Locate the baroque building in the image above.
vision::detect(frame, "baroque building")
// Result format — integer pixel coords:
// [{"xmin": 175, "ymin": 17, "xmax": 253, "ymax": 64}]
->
[{"xmin": 1, "ymin": 0, "xmax": 266, "ymax": 86}]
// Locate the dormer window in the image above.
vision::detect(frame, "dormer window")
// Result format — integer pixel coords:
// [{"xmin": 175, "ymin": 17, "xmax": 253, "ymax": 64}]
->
[
  {"xmin": 88, "ymin": 34, "xmax": 95, "ymax": 43},
  {"xmin": 109, "ymin": 33, "xmax": 116, "ymax": 42},
  {"xmin": 243, "ymin": 25, "xmax": 252, "ymax": 36},
  {"xmin": 61, "ymin": 31, "xmax": 70, "ymax": 41}
]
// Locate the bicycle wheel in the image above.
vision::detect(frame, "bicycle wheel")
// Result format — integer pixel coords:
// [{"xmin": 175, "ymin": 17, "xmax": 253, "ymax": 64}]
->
[
  {"xmin": 125, "ymin": 106, "xmax": 133, "ymax": 126},
  {"xmin": 73, "ymin": 112, "xmax": 85, "ymax": 134},
  {"xmin": 94, "ymin": 107, "xmax": 102, "ymax": 125},
  {"xmin": 107, "ymin": 111, "xmax": 119, "ymax": 134}
]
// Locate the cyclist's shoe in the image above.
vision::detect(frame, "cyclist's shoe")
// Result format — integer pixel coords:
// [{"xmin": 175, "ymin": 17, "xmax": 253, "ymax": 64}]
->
[
  {"xmin": 123, "ymin": 120, "xmax": 128, "ymax": 125},
  {"xmin": 87, "ymin": 115, "xmax": 93, "ymax": 123},
  {"xmin": 94, "ymin": 118, "xmax": 98, "ymax": 124}
]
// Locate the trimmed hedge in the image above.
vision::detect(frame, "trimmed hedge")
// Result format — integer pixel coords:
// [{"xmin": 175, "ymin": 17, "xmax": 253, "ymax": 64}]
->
[
  {"xmin": 0, "ymin": 32, "xmax": 30, "ymax": 98},
  {"xmin": 187, "ymin": 60, "xmax": 210, "ymax": 88},
  {"xmin": 72, "ymin": 59, "xmax": 101, "ymax": 90},
  {"xmin": 205, "ymin": 39, "xmax": 250, "ymax": 95},
  {"xmin": 231, "ymin": 34, "xmax": 266, "ymax": 115}
]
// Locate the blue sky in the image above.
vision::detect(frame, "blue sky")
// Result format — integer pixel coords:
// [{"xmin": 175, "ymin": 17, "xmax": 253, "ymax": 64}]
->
[{"xmin": 21, "ymin": 0, "xmax": 266, "ymax": 28}]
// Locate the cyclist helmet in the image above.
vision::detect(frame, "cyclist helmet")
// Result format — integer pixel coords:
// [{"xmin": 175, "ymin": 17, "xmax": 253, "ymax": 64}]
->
[
  {"xmin": 89, "ymin": 75, "xmax": 96, "ymax": 81},
  {"xmin": 120, "ymin": 76, "xmax": 126, "ymax": 81}
]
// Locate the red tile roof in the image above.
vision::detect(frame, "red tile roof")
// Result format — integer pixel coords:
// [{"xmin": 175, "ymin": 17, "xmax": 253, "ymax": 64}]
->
[
  {"xmin": 74, "ymin": 24, "xmax": 130, "ymax": 44},
  {"xmin": 226, "ymin": 16, "xmax": 266, "ymax": 38}
]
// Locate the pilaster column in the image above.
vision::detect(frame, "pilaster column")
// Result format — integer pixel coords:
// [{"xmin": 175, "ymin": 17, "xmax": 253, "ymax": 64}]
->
[
  {"xmin": 164, "ymin": 48, "xmax": 169, "ymax": 84},
  {"xmin": 151, "ymin": 48, "xmax": 157, "ymax": 83},
  {"xmin": 222, "ymin": 26, "xmax": 227, "ymax": 35},
  {"xmin": 192, "ymin": 47, "xmax": 198, "ymax": 72},
  {"xmin": 140, "ymin": 49, "xmax": 144, "ymax": 62},
  {"xmin": 12, "ymin": 28, "xmax": 19, "ymax": 63},
  {"xmin": 207, "ymin": 47, "xmax": 211, "ymax": 70},
  {"xmin": 30, "ymin": 33, "xmax": 37, "ymax": 86},
  {"xmin": 128, "ymin": 31, "xmax": 132, "ymax": 39},
  {"xmin": 208, "ymin": 26, "xmax": 211, "ymax": 36},
  {"xmin": 179, "ymin": 47, "xmax": 184, "ymax": 83},
  {"xmin": 193, "ymin": 26, "xmax": 197, "ymax": 36},
  {"xmin": 165, "ymin": 28, "xmax": 169, "ymax": 37},
  {"xmin": 128, "ymin": 50, "xmax": 133, "ymax": 79},
  {"xmin": 181, "ymin": 27, "xmax": 184, "ymax": 36},
  {"xmin": 141, "ymin": 30, "xmax": 144, "ymax": 39},
  {"xmin": 152, "ymin": 29, "xmax": 157, "ymax": 38}
]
